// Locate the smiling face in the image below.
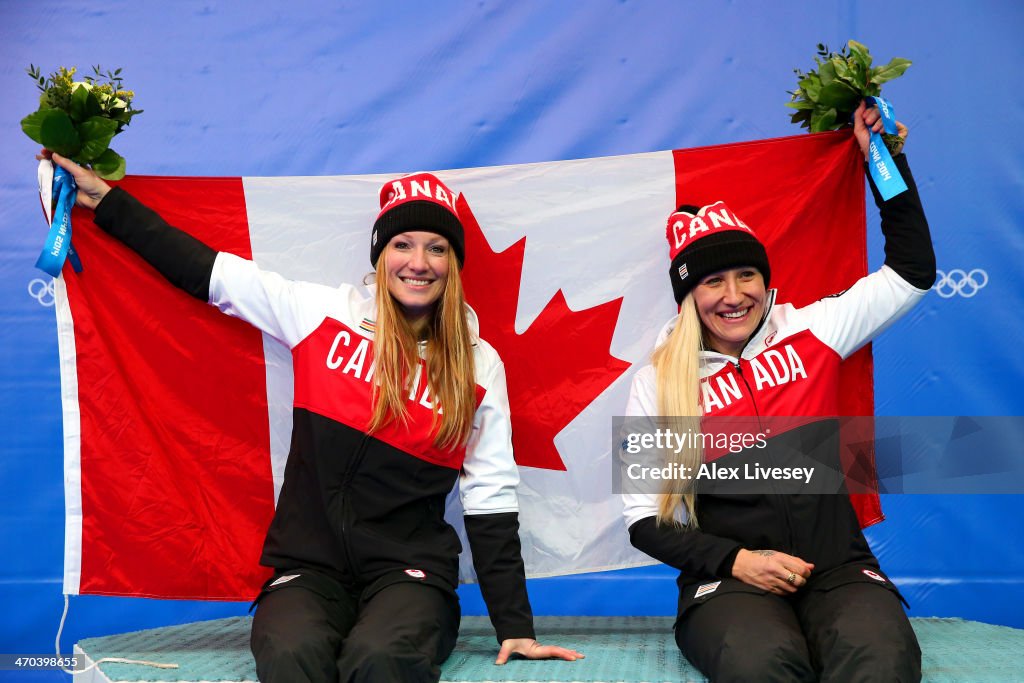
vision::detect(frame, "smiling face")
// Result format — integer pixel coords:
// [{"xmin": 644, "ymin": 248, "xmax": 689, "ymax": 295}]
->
[
  {"xmin": 383, "ymin": 231, "xmax": 451, "ymax": 323},
  {"xmin": 691, "ymin": 266, "xmax": 767, "ymax": 357}
]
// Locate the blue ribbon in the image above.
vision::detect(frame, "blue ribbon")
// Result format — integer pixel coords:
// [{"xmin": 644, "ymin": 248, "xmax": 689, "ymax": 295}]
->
[
  {"xmin": 35, "ymin": 166, "xmax": 83, "ymax": 277},
  {"xmin": 863, "ymin": 96, "xmax": 907, "ymax": 201}
]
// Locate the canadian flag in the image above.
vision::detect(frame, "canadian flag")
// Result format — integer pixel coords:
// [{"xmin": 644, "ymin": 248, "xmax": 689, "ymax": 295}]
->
[{"xmin": 54, "ymin": 131, "xmax": 874, "ymax": 600}]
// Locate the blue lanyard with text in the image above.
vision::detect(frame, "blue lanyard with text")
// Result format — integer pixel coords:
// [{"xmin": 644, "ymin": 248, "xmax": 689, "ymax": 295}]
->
[
  {"xmin": 36, "ymin": 165, "xmax": 83, "ymax": 277},
  {"xmin": 863, "ymin": 96, "xmax": 907, "ymax": 201}
]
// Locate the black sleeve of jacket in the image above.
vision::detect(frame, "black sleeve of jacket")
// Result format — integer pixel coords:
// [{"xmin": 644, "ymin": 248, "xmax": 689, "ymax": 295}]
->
[
  {"xmin": 464, "ymin": 512, "xmax": 536, "ymax": 643},
  {"xmin": 628, "ymin": 516, "xmax": 743, "ymax": 580},
  {"xmin": 867, "ymin": 154, "xmax": 937, "ymax": 290},
  {"xmin": 93, "ymin": 187, "xmax": 218, "ymax": 301}
]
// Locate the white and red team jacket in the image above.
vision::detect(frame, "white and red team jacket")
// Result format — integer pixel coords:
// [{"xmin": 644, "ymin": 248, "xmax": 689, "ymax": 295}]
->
[
  {"xmin": 622, "ymin": 155, "xmax": 935, "ymax": 607},
  {"xmin": 94, "ymin": 188, "xmax": 536, "ymax": 642}
]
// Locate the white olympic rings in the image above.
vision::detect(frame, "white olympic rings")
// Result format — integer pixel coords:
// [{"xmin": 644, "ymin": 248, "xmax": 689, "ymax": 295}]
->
[
  {"xmin": 933, "ymin": 269, "xmax": 988, "ymax": 298},
  {"xmin": 28, "ymin": 278, "xmax": 56, "ymax": 307}
]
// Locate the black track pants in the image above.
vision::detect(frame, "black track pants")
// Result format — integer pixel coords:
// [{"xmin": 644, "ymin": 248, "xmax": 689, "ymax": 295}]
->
[
  {"xmin": 251, "ymin": 572, "xmax": 460, "ymax": 683},
  {"xmin": 676, "ymin": 580, "xmax": 920, "ymax": 683}
]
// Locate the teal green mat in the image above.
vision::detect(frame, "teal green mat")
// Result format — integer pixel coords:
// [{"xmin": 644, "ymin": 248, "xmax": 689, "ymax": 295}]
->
[{"xmin": 76, "ymin": 615, "xmax": 1024, "ymax": 682}]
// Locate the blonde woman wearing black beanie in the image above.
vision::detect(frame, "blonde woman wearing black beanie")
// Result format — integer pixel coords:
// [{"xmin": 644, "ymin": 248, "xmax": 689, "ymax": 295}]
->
[{"xmin": 622, "ymin": 102, "xmax": 934, "ymax": 682}]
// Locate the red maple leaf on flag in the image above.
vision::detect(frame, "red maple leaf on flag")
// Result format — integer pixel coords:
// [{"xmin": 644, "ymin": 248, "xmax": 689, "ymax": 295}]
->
[{"xmin": 457, "ymin": 197, "xmax": 630, "ymax": 471}]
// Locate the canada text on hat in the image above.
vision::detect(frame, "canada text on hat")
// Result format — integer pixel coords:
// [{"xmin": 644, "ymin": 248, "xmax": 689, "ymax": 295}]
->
[
  {"xmin": 376, "ymin": 172, "xmax": 459, "ymax": 222},
  {"xmin": 666, "ymin": 201, "xmax": 758, "ymax": 260},
  {"xmin": 370, "ymin": 171, "xmax": 466, "ymax": 266}
]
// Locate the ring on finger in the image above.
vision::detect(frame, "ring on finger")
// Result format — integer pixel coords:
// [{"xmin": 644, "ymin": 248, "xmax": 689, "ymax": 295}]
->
[{"xmin": 786, "ymin": 572, "xmax": 797, "ymax": 585}]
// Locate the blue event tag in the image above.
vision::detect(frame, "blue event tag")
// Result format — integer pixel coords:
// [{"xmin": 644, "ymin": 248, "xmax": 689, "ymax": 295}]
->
[
  {"xmin": 863, "ymin": 96, "xmax": 907, "ymax": 201},
  {"xmin": 35, "ymin": 165, "xmax": 83, "ymax": 276}
]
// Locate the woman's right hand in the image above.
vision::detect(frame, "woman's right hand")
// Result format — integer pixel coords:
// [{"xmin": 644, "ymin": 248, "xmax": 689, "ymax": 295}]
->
[
  {"xmin": 731, "ymin": 548, "xmax": 814, "ymax": 595},
  {"xmin": 36, "ymin": 150, "xmax": 111, "ymax": 211},
  {"xmin": 853, "ymin": 101, "xmax": 908, "ymax": 160}
]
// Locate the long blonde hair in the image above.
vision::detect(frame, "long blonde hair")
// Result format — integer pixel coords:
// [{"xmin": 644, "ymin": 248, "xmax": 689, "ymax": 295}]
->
[
  {"xmin": 368, "ymin": 248, "xmax": 477, "ymax": 450},
  {"xmin": 651, "ymin": 292, "xmax": 703, "ymax": 528}
]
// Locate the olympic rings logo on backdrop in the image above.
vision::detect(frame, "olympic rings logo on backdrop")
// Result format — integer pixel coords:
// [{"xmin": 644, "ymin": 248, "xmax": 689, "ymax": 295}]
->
[
  {"xmin": 28, "ymin": 278, "xmax": 56, "ymax": 307},
  {"xmin": 933, "ymin": 269, "xmax": 988, "ymax": 298}
]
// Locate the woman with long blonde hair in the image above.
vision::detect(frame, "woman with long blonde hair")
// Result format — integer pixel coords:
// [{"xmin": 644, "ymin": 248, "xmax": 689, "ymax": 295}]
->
[
  {"xmin": 622, "ymin": 103, "xmax": 934, "ymax": 682},
  {"xmin": 45, "ymin": 156, "xmax": 582, "ymax": 682}
]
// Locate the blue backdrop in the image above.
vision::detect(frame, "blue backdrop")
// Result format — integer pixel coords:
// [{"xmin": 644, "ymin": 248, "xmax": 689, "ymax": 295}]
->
[{"xmin": 2, "ymin": 1, "xmax": 1023, "ymax": 674}]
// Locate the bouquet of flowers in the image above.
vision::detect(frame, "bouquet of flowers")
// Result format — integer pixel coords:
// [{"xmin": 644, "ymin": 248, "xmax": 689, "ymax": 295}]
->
[
  {"xmin": 787, "ymin": 41, "xmax": 910, "ymax": 153},
  {"xmin": 21, "ymin": 65, "xmax": 142, "ymax": 180}
]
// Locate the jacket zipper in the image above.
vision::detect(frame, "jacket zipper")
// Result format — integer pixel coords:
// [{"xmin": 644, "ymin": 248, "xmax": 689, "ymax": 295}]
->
[
  {"xmin": 339, "ymin": 433, "xmax": 370, "ymax": 577},
  {"xmin": 732, "ymin": 359, "xmax": 797, "ymax": 554},
  {"xmin": 732, "ymin": 360, "xmax": 762, "ymax": 430}
]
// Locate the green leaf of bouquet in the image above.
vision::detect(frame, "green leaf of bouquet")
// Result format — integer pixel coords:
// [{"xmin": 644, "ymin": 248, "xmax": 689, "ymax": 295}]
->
[
  {"xmin": 69, "ymin": 86, "xmax": 85, "ymax": 122},
  {"xmin": 21, "ymin": 109, "xmax": 50, "ymax": 144},
  {"xmin": 871, "ymin": 58, "xmax": 911, "ymax": 85},
  {"xmin": 816, "ymin": 80, "xmax": 860, "ymax": 110},
  {"xmin": 803, "ymin": 79, "xmax": 821, "ymax": 102},
  {"xmin": 848, "ymin": 40, "xmax": 872, "ymax": 71},
  {"xmin": 831, "ymin": 68, "xmax": 861, "ymax": 92},
  {"xmin": 785, "ymin": 100, "xmax": 816, "ymax": 110},
  {"xmin": 790, "ymin": 110, "xmax": 812, "ymax": 125},
  {"xmin": 810, "ymin": 107, "xmax": 838, "ymax": 133},
  {"xmin": 68, "ymin": 84, "xmax": 104, "ymax": 123},
  {"xmin": 847, "ymin": 62, "xmax": 868, "ymax": 90},
  {"xmin": 37, "ymin": 92, "xmax": 55, "ymax": 110},
  {"xmin": 92, "ymin": 148, "xmax": 126, "ymax": 180},
  {"xmin": 21, "ymin": 108, "xmax": 81, "ymax": 156},
  {"xmin": 833, "ymin": 58, "xmax": 851, "ymax": 80},
  {"xmin": 818, "ymin": 61, "xmax": 837, "ymax": 86},
  {"xmin": 85, "ymin": 89, "xmax": 103, "ymax": 118},
  {"xmin": 78, "ymin": 116, "xmax": 119, "ymax": 163}
]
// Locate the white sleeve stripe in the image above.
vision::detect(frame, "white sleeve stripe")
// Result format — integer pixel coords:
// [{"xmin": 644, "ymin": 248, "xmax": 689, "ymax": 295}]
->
[{"xmin": 803, "ymin": 265, "xmax": 928, "ymax": 360}]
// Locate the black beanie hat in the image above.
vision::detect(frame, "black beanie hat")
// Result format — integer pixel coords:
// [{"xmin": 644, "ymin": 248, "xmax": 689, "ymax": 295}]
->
[
  {"xmin": 370, "ymin": 172, "xmax": 465, "ymax": 266},
  {"xmin": 666, "ymin": 201, "xmax": 771, "ymax": 306}
]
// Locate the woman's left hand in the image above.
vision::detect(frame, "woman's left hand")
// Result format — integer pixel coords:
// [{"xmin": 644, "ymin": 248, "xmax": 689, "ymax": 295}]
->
[
  {"xmin": 37, "ymin": 150, "xmax": 112, "ymax": 211},
  {"xmin": 495, "ymin": 638, "xmax": 585, "ymax": 665}
]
